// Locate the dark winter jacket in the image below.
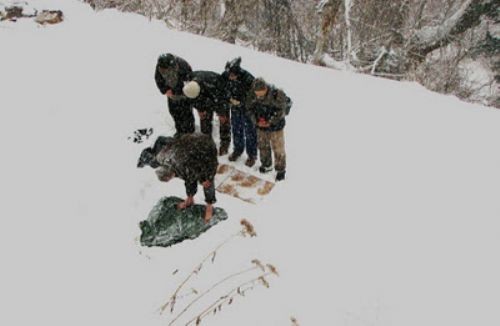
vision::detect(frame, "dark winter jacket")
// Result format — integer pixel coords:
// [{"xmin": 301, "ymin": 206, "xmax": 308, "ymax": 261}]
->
[
  {"xmin": 188, "ymin": 71, "xmax": 229, "ymax": 115},
  {"xmin": 155, "ymin": 133, "xmax": 218, "ymax": 183},
  {"xmin": 246, "ymin": 85, "xmax": 288, "ymax": 132},
  {"xmin": 154, "ymin": 54, "xmax": 193, "ymax": 100},
  {"xmin": 221, "ymin": 68, "xmax": 255, "ymax": 110}
]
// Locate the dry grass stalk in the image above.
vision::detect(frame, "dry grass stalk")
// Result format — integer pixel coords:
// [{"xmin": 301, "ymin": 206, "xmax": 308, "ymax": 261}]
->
[
  {"xmin": 173, "ymin": 288, "xmax": 199, "ymax": 301},
  {"xmin": 252, "ymin": 259, "xmax": 265, "ymax": 272},
  {"xmin": 258, "ymin": 276, "xmax": 270, "ymax": 288},
  {"xmin": 266, "ymin": 264, "xmax": 279, "ymax": 276},
  {"xmin": 168, "ymin": 265, "xmax": 259, "ymax": 325},
  {"xmin": 160, "ymin": 219, "xmax": 258, "ymax": 314},
  {"xmin": 185, "ymin": 270, "xmax": 278, "ymax": 325}
]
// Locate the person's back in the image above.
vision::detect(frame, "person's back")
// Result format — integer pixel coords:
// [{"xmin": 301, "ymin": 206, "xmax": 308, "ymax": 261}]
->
[
  {"xmin": 140, "ymin": 133, "xmax": 218, "ymax": 222},
  {"xmin": 187, "ymin": 71, "xmax": 226, "ymax": 110},
  {"xmin": 157, "ymin": 133, "xmax": 218, "ymax": 183}
]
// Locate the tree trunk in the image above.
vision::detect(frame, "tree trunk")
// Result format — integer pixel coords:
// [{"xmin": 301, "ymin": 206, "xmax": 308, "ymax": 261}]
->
[
  {"xmin": 312, "ymin": 0, "xmax": 342, "ymax": 65},
  {"xmin": 408, "ymin": 0, "xmax": 497, "ymax": 64}
]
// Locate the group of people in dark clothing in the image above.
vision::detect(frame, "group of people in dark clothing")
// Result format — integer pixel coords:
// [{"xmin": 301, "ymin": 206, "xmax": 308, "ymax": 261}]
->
[{"xmin": 139, "ymin": 53, "xmax": 291, "ymax": 222}]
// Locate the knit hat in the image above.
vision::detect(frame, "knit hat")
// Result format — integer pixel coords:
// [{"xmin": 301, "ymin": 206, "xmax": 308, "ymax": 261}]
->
[{"xmin": 183, "ymin": 81, "xmax": 201, "ymax": 99}]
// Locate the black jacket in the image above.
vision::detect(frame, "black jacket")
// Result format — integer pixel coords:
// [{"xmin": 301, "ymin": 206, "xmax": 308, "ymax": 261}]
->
[
  {"xmin": 154, "ymin": 55, "xmax": 192, "ymax": 98},
  {"xmin": 247, "ymin": 85, "xmax": 288, "ymax": 132},
  {"xmin": 156, "ymin": 133, "xmax": 218, "ymax": 183},
  {"xmin": 221, "ymin": 69, "xmax": 255, "ymax": 107},
  {"xmin": 189, "ymin": 71, "xmax": 228, "ymax": 114}
]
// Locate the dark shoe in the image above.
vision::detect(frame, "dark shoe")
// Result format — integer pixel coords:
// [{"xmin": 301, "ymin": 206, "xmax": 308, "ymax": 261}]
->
[
  {"xmin": 228, "ymin": 152, "xmax": 241, "ymax": 162},
  {"xmin": 276, "ymin": 170, "xmax": 286, "ymax": 181},
  {"xmin": 245, "ymin": 156, "xmax": 256, "ymax": 167},
  {"xmin": 259, "ymin": 165, "xmax": 272, "ymax": 174},
  {"xmin": 219, "ymin": 145, "xmax": 229, "ymax": 156}
]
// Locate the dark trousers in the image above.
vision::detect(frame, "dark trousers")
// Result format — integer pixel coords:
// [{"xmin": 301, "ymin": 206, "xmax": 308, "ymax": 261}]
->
[
  {"xmin": 168, "ymin": 98, "xmax": 195, "ymax": 135},
  {"xmin": 198, "ymin": 110, "xmax": 231, "ymax": 150},
  {"xmin": 231, "ymin": 107, "xmax": 257, "ymax": 157},
  {"xmin": 185, "ymin": 178, "xmax": 216, "ymax": 204}
]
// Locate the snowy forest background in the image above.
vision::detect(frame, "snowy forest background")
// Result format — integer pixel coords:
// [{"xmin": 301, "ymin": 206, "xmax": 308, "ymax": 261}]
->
[{"xmin": 84, "ymin": 0, "xmax": 498, "ymax": 108}]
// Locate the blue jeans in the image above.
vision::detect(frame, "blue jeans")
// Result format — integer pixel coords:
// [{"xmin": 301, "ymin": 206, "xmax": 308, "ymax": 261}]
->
[{"xmin": 231, "ymin": 107, "xmax": 257, "ymax": 158}]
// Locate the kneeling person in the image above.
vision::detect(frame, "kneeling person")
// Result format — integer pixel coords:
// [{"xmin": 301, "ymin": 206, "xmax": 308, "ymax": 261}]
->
[{"xmin": 138, "ymin": 133, "xmax": 218, "ymax": 222}]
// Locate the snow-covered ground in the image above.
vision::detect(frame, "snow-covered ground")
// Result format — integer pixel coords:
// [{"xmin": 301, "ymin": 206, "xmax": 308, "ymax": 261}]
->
[{"xmin": 1, "ymin": 1, "xmax": 499, "ymax": 325}]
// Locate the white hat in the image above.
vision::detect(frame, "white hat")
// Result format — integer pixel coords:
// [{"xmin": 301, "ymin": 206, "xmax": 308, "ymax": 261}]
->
[{"xmin": 183, "ymin": 81, "xmax": 201, "ymax": 99}]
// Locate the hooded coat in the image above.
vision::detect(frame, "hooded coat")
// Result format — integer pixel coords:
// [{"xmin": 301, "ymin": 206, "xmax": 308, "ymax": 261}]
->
[
  {"xmin": 155, "ymin": 133, "xmax": 218, "ymax": 184},
  {"xmin": 188, "ymin": 71, "xmax": 229, "ymax": 116},
  {"xmin": 154, "ymin": 54, "xmax": 193, "ymax": 100},
  {"xmin": 246, "ymin": 83, "xmax": 288, "ymax": 132}
]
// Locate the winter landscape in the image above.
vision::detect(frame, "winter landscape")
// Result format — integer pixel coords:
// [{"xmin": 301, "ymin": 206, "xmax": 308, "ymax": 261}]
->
[{"xmin": 1, "ymin": 1, "xmax": 499, "ymax": 325}]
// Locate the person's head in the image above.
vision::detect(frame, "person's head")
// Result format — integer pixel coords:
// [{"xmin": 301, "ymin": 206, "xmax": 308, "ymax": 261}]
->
[
  {"xmin": 225, "ymin": 57, "xmax": 242, "ymax": 79},
  {"xmin": 183, "ymin": 81, "xmax": 201, "ymax": 99},
  {"xmin": 137, "ymin": 136, "xmax": 175, "ymax": 168},
  {"xmin": 253, "ymin": 78, "xmax": 268, "ymax": 99},
  {"xmin": 157, "ymin": 53, "xmax": 176, "ymax": 76},
  {"xmin": 137, "ymin": 147, "xmax": 159, "ymax": 168}
]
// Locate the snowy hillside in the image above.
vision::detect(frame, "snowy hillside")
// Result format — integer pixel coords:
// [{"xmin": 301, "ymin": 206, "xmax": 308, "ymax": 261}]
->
[{"xmin": 1, "ymin": 1, "xmax": 499, "ymax": 325}]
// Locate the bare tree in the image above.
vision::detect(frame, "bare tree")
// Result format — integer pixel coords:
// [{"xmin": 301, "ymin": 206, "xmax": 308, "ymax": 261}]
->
[{"xmin": 312, "ymin": 0, "xmax": 343, "ymax": 65}]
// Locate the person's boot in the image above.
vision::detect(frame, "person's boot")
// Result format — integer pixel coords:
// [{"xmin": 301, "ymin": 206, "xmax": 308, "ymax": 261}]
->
[
  {"xmin": 219, "ymin": 143, "xmax": 229, "ymax": 156},
  {"xmin": 245, "ymin": 156, "xmax": 256, "ymax": 167},
  {"xmin": 276, "ymin": 170, "xmax": 286, "ymax": 181},
  {"xmin": 228, "ymin": 152, "xmax": 241, "ymax": 162},
  {"xmin": 259, "ymin": 165, "xmax": 272, "ymax": 174}
]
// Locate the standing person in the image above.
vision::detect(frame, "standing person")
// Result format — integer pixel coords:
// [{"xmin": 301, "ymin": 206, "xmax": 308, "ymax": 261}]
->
[
  {"xmin": 137, "ymin": 133, "xmax": 218, "ymax": 222},
  {"xmin": 221, "ymin": 57, "xmax": 257, "ymax": 167},
  {"xmin": 246, "ymin": 78, "xmax": 291, "ymax": 181},
  {"xmin": 154, "ymin": 53, "xmax": 195, "ymax": 136},
  {"xmin": 182, "ymin": 71, "xmax": 231, "ymax": 156}
]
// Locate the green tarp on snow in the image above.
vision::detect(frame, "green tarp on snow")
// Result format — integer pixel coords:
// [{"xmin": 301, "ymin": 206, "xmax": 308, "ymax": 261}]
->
[{"xmin": 139, "ymin": 196, "xmax": 228, "ymax": 248}]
